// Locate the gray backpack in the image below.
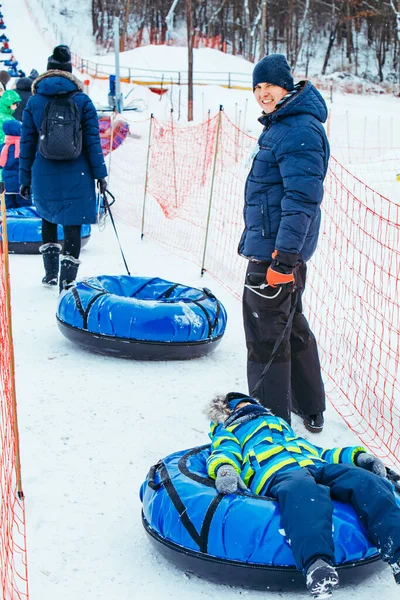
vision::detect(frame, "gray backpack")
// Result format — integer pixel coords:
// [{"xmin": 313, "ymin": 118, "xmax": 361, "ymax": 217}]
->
[{"xmin": 39, "ymin": 91, "xmax": 82, "ymax": 160}]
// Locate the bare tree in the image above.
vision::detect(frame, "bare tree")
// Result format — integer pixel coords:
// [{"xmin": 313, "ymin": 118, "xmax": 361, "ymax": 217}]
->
[
  {"xmin": 292, "ymin": 0, "xmax": 310, "ymax": 70},
  {"xmin": 390, "ymin": 0, "xmax": 400, "ymax": 92},
  {"xmin": 90, "ymin": 0, "xmax": 400, "ymax": 84},
  {"xmin": 259, "ymin": 0, "xmax": 267, "ymax": 60},
  {"xmin": 186, "ymin": 0, "xmax": 194, "ymax": 121}
]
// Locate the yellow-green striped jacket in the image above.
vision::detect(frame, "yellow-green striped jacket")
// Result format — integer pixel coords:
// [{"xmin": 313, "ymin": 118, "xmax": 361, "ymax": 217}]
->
[{"xmin": 207, "ymin": 413, "xmax": 366, "ymax": 495}]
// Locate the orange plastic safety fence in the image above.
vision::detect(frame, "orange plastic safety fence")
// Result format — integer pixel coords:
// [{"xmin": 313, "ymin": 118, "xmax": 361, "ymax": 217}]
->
[
  {"xmin": 110, "ymin": 111, "xmax": 400, "ymax": 469},
  {"xmin": 0, "ymin": 207, "xmax": 29, "ymax": 599},
  {"xmin": 307, "ymin": 159, "xmax": 400, "ymax": 467}
]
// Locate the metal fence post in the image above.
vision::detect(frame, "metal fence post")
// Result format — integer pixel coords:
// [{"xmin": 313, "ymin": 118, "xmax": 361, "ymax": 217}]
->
[
  {"xmin": 201, "ymin": 105, "xmax": 223, "ymax": 276},
  {"xmin": 141, "ymin": 114, "xmax": 154, "ymax": 239}
]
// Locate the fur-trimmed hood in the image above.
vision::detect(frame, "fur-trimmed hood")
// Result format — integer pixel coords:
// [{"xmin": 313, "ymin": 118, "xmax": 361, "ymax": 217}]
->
[
  {"xmin": 32, "ymin": 70, "xmax": 84, "ymax": 95},
  {"xmin": 205, "ymin": 394, "xmax": 232, "ymax": 424},
  {"xmin": 205, "ymin": 392, "xmax": 267, "ymax": 424}
]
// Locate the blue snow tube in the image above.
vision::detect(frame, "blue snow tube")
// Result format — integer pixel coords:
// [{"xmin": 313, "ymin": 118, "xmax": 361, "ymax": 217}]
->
[
  {"xmin": 140, "ymin": 445, "xmax": 399, "ymax": 590},
  {"xmin": 56, "ymin": 276, "xmax": 227, "ymax": 360},
  {"xmin": 4, "ymin": 206, "xmax": 91, "ymax": 253}
]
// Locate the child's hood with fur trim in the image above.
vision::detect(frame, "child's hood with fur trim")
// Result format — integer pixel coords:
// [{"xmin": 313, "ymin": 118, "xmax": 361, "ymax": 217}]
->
[{"xmin": 205, "ymin": 393, "xmax": 267, "ymax": 424}]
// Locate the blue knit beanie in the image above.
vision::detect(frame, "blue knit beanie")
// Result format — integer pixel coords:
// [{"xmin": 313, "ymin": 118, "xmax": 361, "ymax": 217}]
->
[
  {"xmin": 252, "ymin": 54, "xmax": 294, "ymax": 91},
  {"xmin": 225, "ymin": 392, "xmax": 260, "ymax": 412}
]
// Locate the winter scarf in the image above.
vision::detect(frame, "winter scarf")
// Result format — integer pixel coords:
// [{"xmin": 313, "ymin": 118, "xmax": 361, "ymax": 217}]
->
[{"xmin": 0, "ymin": 134, "xmax": 20, "ymax": 167}]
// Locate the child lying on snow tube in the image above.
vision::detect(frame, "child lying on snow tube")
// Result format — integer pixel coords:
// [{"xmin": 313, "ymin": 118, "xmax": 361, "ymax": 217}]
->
[{"xmin": 206, "ymin": 392, "xmax": 400, "ymax": 599}]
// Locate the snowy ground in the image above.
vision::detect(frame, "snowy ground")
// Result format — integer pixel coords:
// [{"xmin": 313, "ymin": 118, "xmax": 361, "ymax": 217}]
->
[
  {"xmin": 10, "ymin": 224, "xmax": 399, "ymax": 600},
  {"xmin": 2, "ymin": 1, "xmax": 400, "ymax": 599}
]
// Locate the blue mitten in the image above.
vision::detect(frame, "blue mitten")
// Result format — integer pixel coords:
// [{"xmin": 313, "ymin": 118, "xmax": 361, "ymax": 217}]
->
[
  {"xmin": 215, "ymin": 464, "xmax": 247, "ymax": 494},
  {"xmin": 356, "ymin": 452, "xmax": 386, "ymax": 478}
]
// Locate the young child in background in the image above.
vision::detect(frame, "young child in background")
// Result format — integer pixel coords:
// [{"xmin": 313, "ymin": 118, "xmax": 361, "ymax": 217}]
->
[
  {"xmin": 0, "ymin": 119, "xmax": 32, "ymax": 209},
  {"xmin": 206, "ymin": 392, "xmax": 400, "ymax": 599}
]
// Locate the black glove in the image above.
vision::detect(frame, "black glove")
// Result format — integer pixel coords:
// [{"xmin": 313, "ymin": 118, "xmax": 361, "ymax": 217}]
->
[
  {"xmin": 20, "ymin": 184, "xmax": 31, "ymax": 200},
  {"xmin": 97, "ymin": 178, "xmax": 107, "ymax": 194}
]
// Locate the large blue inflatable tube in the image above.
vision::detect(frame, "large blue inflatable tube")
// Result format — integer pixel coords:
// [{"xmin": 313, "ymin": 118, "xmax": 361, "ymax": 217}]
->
[
  {"xmin": 4, "ymin": 206, "xmax": 91, "ymax": 253},
  {"xmin": 57, "ymin": 276, "xmax": 227, "ymax": 359},
  {"xmin": 140, "ymin": 445, "xmax": 398, "ymax": 590}
]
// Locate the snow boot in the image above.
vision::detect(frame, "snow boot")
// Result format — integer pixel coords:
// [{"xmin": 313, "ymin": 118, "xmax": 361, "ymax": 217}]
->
[
  {"xmin": 306, "ymin": 559, "xmax": 339, "ymax": 599},
  {"xmin": 39, "ymin": 242, "xmax": 62, "ymax": 286},
  {"xmin": 302, "ymin": 413, "xmax": 324, "ymax": 433},
  {"xmin": 389, "ymin": 559, "xmax": 400, "ymax": 584},
  {"xmin": 292, "ymin": 407, "xmax": 324, "ymax": 433},
  {"xmin": 59, "ymin": 255, "xmax": 81, "ymax": 292}
]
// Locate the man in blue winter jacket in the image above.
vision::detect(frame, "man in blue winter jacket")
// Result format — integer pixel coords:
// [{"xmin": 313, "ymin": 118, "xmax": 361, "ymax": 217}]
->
[{"xmin": 240, "ymin": 54, "xmax": 330, "ymax": 432}]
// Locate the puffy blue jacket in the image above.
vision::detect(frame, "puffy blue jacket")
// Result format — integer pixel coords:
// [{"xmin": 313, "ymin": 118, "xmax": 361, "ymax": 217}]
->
[
  {"xmin": 19, "ymin": 71, "xmax": 107, "ymax": 225},
  {"xmin": 1, "ymin": 119, "xmax": 21, "ymax": 193},
  {"xmin": 238, "ymin": 82, "xmax": 330, "ymax": 262}
]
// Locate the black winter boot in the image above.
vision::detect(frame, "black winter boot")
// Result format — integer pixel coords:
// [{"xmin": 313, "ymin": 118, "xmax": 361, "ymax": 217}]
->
[
  {"xmin": 39, "ymin": 243, "xmax": 62, "ymax": 286},
  {"xmin": 306, "ymin": 559, "xmax": 339, "ymax": 599},
  {"xmin": 59, "ymin": 255, "xmax": 81, "ymax": 292},
  {"xmin": 390, "ymin": 559, "xmax": 400, "ymax": 584}
]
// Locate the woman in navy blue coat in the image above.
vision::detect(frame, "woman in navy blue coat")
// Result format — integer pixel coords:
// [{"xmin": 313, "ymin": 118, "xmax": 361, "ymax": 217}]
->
[
  {"xmin": 240, "ymin": 55, "xmax": 329, "ymax": 431},
  {"xmin": 19, "ymin": 45, "xmax": 107, "ymax": 289}
]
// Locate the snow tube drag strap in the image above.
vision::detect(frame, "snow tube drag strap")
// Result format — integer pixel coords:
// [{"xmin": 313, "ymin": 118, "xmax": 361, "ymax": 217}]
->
[
  {"xmin": 101, "ymin": 189, "xmax": 131, "ymax": 276},
  {"xmin": 147, "ymin": 460, "xmax": 201, "ymax": 547},
  {"xmin": 203, "ymin": 287, "xmax": 221, "ymax": 335},
  {"xmin": 146, "ymin": 459, "xmax": 224, "ymax": 553},
  {"xmin": 70, "ymin": 282, "xmax": 109, "ymax": 330},
  {"xmin": 190, "ymin": 287, "xmax": 222, "ymax": 339}
]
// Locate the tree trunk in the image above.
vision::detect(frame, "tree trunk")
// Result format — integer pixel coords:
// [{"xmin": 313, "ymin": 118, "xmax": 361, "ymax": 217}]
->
[
  {"xmin": 321, "ymin": 1, "xmax": 343, "ymax": 75},
  {"xmin": 345, "ymin": 0, "xmax": 353, "ymax": 63},
  {"xmin": 259, "ymin": 0, "xmax": 267, "ymax": 60},
  {"xmin": 186, "ymin": 0, "xmax": 193, "ymax": 121},
  {"xmin": 292, "ymin": 0, "xmax": 310, "ymax": 71},
  {"xmin": 121, "ymin": 0, "xmax": 131, "ymax": 51}
]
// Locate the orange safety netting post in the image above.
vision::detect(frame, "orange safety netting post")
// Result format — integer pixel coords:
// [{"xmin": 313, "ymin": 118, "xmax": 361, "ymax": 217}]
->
[
  {"xmin": 0, "ymin": 188, "xmax": 29, "ymax": 600},
  {"xmin": 109, "ymin": 111, "xmax": 400, "ymax": 470}
]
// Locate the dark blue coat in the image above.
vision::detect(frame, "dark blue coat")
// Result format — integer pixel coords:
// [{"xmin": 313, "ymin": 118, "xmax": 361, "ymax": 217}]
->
[
  {"xmin": 1, "ymin": 119, "xmax": 21, "ymax": 193},
  {"xmin": 239, "ymin": 82, "xmax": 330, "ymax": 263},
  {"xmin": 13, "ymin": 76, "xmax": 34, "ymax": 122},
  {"xmin": 19, "ymin": 71, "xmax": 107, "ymax": 225}
]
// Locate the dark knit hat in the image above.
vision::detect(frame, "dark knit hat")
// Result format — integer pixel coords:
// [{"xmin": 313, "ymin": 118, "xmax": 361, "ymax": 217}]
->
[
  {"xmin": 29, "ymin": 68, "xmax": 39, "ymax": 80},
  {"xmin": 47, "ymin": 45, "xmax": 72, "ymax": 73},
  {"xmin": 253, "ymin": 54, "xmax": 294, "ymax": 91},
  {"xmin": 0, "ymin": 70, "xmax": 10, "ymax": 90},
  {"xmin": 225, "ymin": 392, "xmax": 260, "ymax": 411}
]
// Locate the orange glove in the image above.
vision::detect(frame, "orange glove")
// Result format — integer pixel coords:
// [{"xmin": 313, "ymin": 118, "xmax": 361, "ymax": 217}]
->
[{"xmin": 266, "ymin": 250, "xmax": 299, "ymax": 288}]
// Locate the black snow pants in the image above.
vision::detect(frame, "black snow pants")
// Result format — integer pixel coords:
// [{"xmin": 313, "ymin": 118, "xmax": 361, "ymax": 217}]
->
[
  {"xmin": 268, "ymin": 464, "xmax": 400, "ymax": 574},
  {"xmin": 42, "ymin": 219, "xmax": 82, "ymax": 259},
  {"xmin": 242, "ymin": 260, "xmax": 325, "ymax": 424}
]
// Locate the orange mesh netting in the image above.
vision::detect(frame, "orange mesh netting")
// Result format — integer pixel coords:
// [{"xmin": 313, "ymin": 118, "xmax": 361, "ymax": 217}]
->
[
  {"xmin": 0, "ymin": 204, "xmax": 29, "ymax": 600},
  {"xmin": 111, "ymin": 111, "xmax": 400, "ymax": 469}
]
